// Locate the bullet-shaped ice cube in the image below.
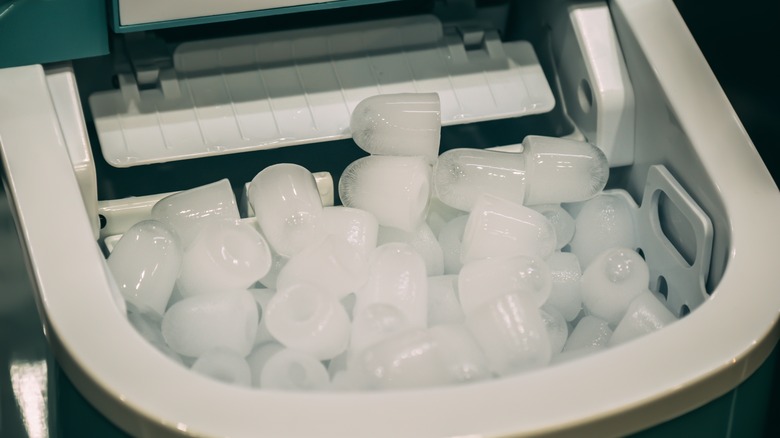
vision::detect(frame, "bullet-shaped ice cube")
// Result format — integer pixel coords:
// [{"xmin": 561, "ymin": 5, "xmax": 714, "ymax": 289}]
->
[
  {"xmin": 437, "ymin": 215, "xmax": 469, "ymax": 275},
  {"xmin": 466, "ymin": 292, "xmax": 551, "ymax": 376},
  {"xmin": 539, "ymin": 305, "xmax": 568, "ymax": 354},
  {"xmin": 247, "ymin": 342, "xmax": 284, "ymax": 388},
  {"xmin": 350, "ymin": 325, "xmax": 489, "ymax": 390},
  {"xmin": 349, "ymin": 303, "xmax": 412, "ymax": 354},
  {"xmin": 322, "ymin": 206, "xmax": 379, "ymax": 257},
  {"xmin": 151, "ymin": 179, "xmax": 240, "ymax": 247},
  {"xmin": 248, "ymin": 163, "xmax": 324, "ymax": 257},
  {"xmin": 161, "ymin": 289, "xmax": 258, "ymax": 357},
  {"xmin": 425, "ymin": 196, "xmax": 467, "ymax": 237},
  {"xmin": 350, "ymin": 93, "xmax": 441, "ymax": 162},
  {"xmin": 461, "ymin": 194, "xmax": 556, "ymax": 263},
  {"xmin": 377, "ymin": 223, "xmax": 444, "ymax": 276},
  {"xmin": 544, "ymin": 252, "xmax": 583, "ymax": 321},
  {"xmin": 126, "ymin": 303, "xmax": 183, "ymax": 364},
  {"xmin": 563, "ymin": 316, "xmax": 613, "ymax": 352},
  {"xmin": 458, "ymin": 255, "xmax": 552, "ymax": 314},
  {"xmin": 275, "ymin": 235, "xmax": 369, "ymax": 300},
  {"xmin": 265, "ymin": 283, "xmax": 351, "ymax": 360},
  {"xmin": 259, "ymin": 348, "xmax": 330, "ymax": 391},
  {"xmin": 568, "ymin": 193, "xmax": 638, "ymax": 267},
  {"xmin": 338, "ymin": 155, "xmax": 431, "ymax": 232},
  {"xmin": 609, "ymin": 291, "xmax": 678, "ymax": 346},
  {"xmin": 581, "ymin": 248, "xmax": 649, "ymax": 325},
  {"xmin": 354, "ymin": 243, "xmax": 428, "ymax": 329},
  {"xmin": 427, "ymin": 275, "xmax": 465, "ymax": 326},
  {"xmin": 531, "ymin": 204, "xmax": 575, "ymax": 250},
  {"xmin": 108, "ymin": 220, "xmax": 181, "ymax": 316},
  {"xmin": 191, "ymin": 348, "xmax": 252, "ymax": 387},
  {"xmin": 433, "ymin": 136, "xmax": 608, "ymax": 211},
  {"xmin": 176, "ymin": 221, "xmax": 272, "ymax": 297}
]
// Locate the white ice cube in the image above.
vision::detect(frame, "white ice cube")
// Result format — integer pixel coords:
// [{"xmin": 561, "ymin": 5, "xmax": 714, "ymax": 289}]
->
[
  {"xmin": 437, "ymin": 215, "xmax": 469, "ymax": 275},
  {"xmin": 353, "ymin": 243, "xmax": 428, "ymax": 329},
  {"xmin": 108, "ymin": 220, "xmax": 181, "ymax": 316},
  {"xmin": 544, "ymin": 252, "xmax": 583, "ymax": 321},
  {"xmin": 248, "ymin": 163, "xmax": 324, "ymax": 257},
  {"xmin": 461, "ymin": 194, "xmax": 556, "ymax": 263},
  {"xmin": 458, "ymin": 255, "xmax": 551, "ymax": 315},
  {"xmin": 338, "ymin": 155, "xmax": 431, "ymax": 232},
  {"xmin": 249, "ymin": 288, "xmax": 275, "ymax": 346},
  {"xmin": 580, "ymin": 248, "xmax": 649, "ymax": 325},
  {"xmin": 563, "ymin": 315, "xmax": 613, "ymax": 352},
  {"xmin": 609, "ymin": 291, "xmax": 678, "ymax": 346},
  {"xmin": 191, "ymin": 348, "xmax": 252, "ymax": 387},
  {"xmin": 540, "ymin": 305, "xmax": 569, "ymax": 354},
  {"xmin": 275, "ymin": 235, "xmax": 369, "ymax": 300},
  {"xmin": 349, "ymin": 303, "xmax": 412, "ymax": 354},
  {"xmin": 322, "ymin": 206, "xmax": 379, "ymax": 257},
  {"xmin": 264, "ymin": 283, "xmax": 351, "ymax": 360},
  {"xmin": 151, "ymin": 179, "xmax": 240, "ymax": 247},
  {"xmin": 176, "ymin": 221, "xmax": 271, "ymax": 297},
  {"xmin": 531, "ymin": 204, "xmax": 575, "ymax": 250},
  {"xmin": 377, "ymin": 223, "xmax": 444, "ymax": 276},
  {"xmin": 425, "ymin": 195, "xmax": 467, "ymax": 237},
  {"xmin": 466, "ymin": 292, "xmax": 551, "ymax": 376},
  {"xmin": 161, "ymin": 289, "xmax": 258, "ymax": 357},
  {"xmin": 427, "ymin": 275, "xmax": 465, "ymax": 326},
  {"xmin": 350, "ymin": 93, "xmax": 441, "ymax": 162},
  {"xmin": 246, "ymin": 342, "xmax": 284, "ymax": 388},
  {"xmin": 568, "ymin": 193, "xmax": 638, "ymax": 267},
  {"xmin": 259, "ymin": 348, "xmax": 330, "ymax": 391}
]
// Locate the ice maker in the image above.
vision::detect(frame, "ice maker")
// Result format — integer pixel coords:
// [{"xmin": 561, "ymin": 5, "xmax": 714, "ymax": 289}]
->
[{"xmin": 1, "ymin": 0, "xmax": 779, "ymax": 436}]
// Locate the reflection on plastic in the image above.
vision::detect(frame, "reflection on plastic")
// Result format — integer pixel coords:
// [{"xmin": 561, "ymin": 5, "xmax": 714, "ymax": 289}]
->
[{"xmin": 10, "ymin": 359, "xmax": 48, "ymax": 438}]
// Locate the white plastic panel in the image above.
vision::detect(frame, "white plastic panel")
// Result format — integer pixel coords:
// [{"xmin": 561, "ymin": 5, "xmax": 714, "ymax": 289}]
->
[
  {"xmin": 90, "ymin": 15, "xmax": 555, "ymax": 167},
  {"xmin": 552, "ymin": 2, "xmax": 635, "ymax": 166},
  {"xmin": 118, "ymin": 0, "xmax": 341, "ymax": 26}
]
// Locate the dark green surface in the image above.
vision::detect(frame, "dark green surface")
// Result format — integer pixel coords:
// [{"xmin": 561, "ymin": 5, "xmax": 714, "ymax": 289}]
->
[{"xmin": 0, "ymin": 0, "xmax": 109, "ymax": 68}]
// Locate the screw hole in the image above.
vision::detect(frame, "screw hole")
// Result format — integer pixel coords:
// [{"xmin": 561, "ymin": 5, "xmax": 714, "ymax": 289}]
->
[
  {"xmin": 680, "ymin": 304, "xmax": 691, "ymax": 317},
  {"xmin": 578, "ymin": 79, "xmax": 593, "ymax": 114},
  {"xmin": 636, "ymin": 248, "xmax": 645, "ymax": 260},
  {"xmin": 99, "ymin": 214, "xmax": 107, "ymax": 229}
]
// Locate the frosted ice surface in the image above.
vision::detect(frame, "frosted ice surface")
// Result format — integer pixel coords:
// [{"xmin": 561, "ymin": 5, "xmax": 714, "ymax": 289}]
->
[
  {"xmin": 191, "ymin": 348, "xmax": 252, "ymax": 387},
  {"xmin": 108, "ymin": 220, "xmax": 181, "ymax": 316},
  {"xmin": 563, "ymin": 316, "xmax": 613, "ymax": 352},
  {"xmin": 354, "ymin": 243, "xmax": 428, "ymax": 329},
  {"xmin": 176, "ymin": 221, "xmax": 271, "ymax": 297},
  {"xmin": 247, "ymin": 342, "xmax": 284, "ymax": 388},
  {"xmin": 568, "ymin": 193, "xmax": 638, "ymax": 267},
  {"xmin": 466, "ymin": 292, "xmax": 551, "ymax": 376},
  {"xmin": 265, "ymin": 283, "xmax": 351, "ymax": 360},
  {"xmin": 458, "ymin": 255, "xmax": 552, "ymax": 315},
  {"xmin": 161, "ymin": 289, "xmax": 258, "ymax": 357},
  {"xmin": 540, "ymin": 305, "xmax": 568, "ymax": 354},
  {"xmin": 151, "ymin": 179, "xmax": 240, "ymax": 247},
  {"xmin": 350, "ymin": 303, "xmax": 411, "ymax": 354},
  {"xmin": 609, "ymin": 291, "xmax": 678, "ymax": 346},
  {"xmin": 520, "ymin": 136, "xmax": 608, "ymax": 205},
  {"xmin": 350, "ymin": 93, "xmax": 441, "ymax": 162},
  {"xmin": 338, "ymin": 155, "xmax": 431, "ymax": 232},
  {"xmin": 259, "ymin": 348, "xmax": 330, "ymax": 391},
  {"xmin": 322, "ymin": 206, "xmax": 379, "ymax": 257},
  {"xmin": 433, "ymin": 148, "xmax": 528, "ymax": 212},
  {"xmin": 377, "ymin": 223, "xmax": 444, "ymax": 276},
  {"xmin": 437, "ymin": 215, "xmax": 469, "ymax": 275},
  {"xmin": 427, "ymin": 275, "xmax": 465, "ymax": 326},
  {"xmin": 581, "ymin": 248, "xmax": 649, "ymax": 325},
  {"xmin": 275, "ymin": 235, "xmax": 369, "ymax": 300},
  {"xmin": 248, "ymin": 163, "xmax": 324, "ymax": 257},
  {"xmin": 249, "ymin": 288, "xmax": 275, "ymax": 346},
  {"xmin": 425, "ymin": 195, "xmax": 467, "ymax": 237},
  {"xmin": 544, "ymin": 252, "xmax": 583, "ymax": 321},
  {"xmin": 461, "ymin": 194, "xmax": 556, "ymax": 263},
  {"xmin": 531, "ymin": 204, "xmax": 575, "ymax": 250},
  {"xmin": 126, "ymin": 303, "xmax": 182, "ymax": 364},
  {"xmin": 350, "ymin": 325, "xmax": 489, "ymax": 390}
]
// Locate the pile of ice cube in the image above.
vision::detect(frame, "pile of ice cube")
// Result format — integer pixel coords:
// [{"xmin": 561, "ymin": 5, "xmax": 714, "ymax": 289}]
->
[{"xmin": 106, "ymin": 93, "xmax": 678, "ymax": 391}]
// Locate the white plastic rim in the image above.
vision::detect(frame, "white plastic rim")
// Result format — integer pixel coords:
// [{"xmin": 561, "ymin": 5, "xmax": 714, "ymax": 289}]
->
[{"xmin": 1, "ymin": 1, "xmax": 779, "ymax": 437}]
